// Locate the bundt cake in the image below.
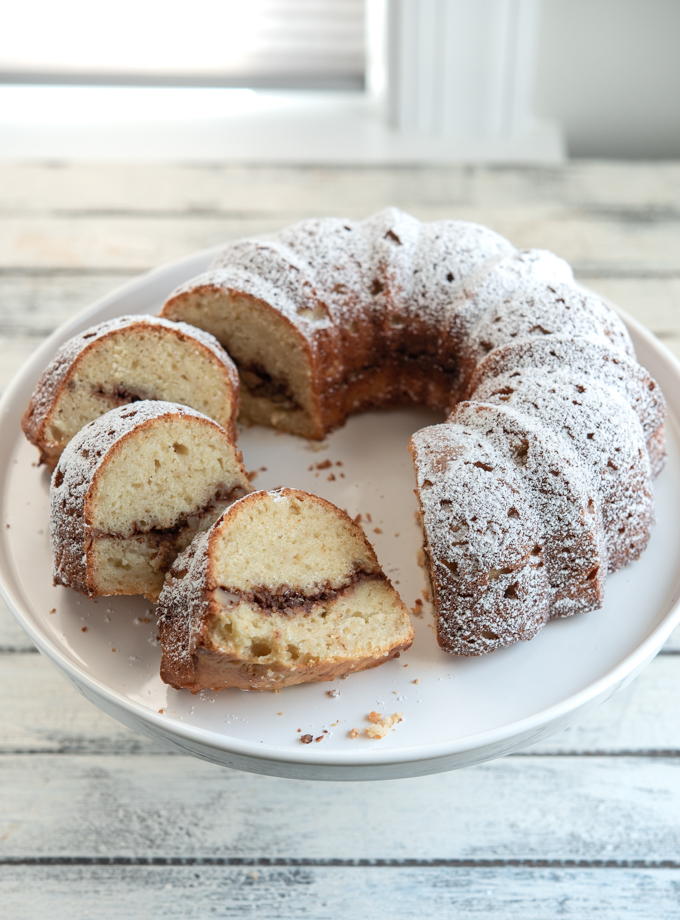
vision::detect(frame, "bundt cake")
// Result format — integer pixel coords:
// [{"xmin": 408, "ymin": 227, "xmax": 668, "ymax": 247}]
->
[
  {"xmin": 50, "ymin": 400, "xmax": 250, "ymax": 601},
  {"xmin": 23, "ymin": 314, "xmax": 240, "ymax": 470},
  {"xmin": 160, "ymin": 207, "xmax": 666, "ymax": 656},
  {"xmin": 158, "ymin": 488, "xmax": 414, "ymax": 692}
]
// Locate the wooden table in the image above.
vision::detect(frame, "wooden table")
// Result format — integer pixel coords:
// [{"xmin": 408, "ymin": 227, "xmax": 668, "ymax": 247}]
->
[{"xmin": 2, "ymin": 162, "xmax": 680, "ymax": 918}]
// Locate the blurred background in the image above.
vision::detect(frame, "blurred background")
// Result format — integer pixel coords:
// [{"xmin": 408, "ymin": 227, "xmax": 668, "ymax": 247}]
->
[{"xmin": 1, "ymin": 0, "xmax": 679, "ymax": 162}]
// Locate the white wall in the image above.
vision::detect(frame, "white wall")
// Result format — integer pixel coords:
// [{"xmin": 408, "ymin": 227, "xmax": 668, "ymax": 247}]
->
[{"xmin": 535, "ymin": 0, "xmax": 680, "ymax": 158}]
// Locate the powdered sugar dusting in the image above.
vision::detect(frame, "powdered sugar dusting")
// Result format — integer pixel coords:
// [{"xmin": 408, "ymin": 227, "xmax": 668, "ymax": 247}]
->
[
  {"xmin": 50, "ymin": 401, "xmax": 220, "ymax": 594},
  {"xmin": 158, "ymin": 530, "xmax": 215, "ymax": 682},
  {"xmin": 23, "ymin": 314, "xmax": 239, "ymax": 452},
  {"xmin": 410, "ymin": 423, "xmax": 551, "ymax": 655},
  {"xmin": 167, "ymin": 207, "xmax": 665, "ymax": 656}
]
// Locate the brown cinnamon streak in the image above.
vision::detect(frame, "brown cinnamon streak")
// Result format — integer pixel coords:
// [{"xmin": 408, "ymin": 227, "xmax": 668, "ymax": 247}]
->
[
  {"xmin": 216, "ymin": 570, "xmax": 384, "ymax": 616},
  {"xmin": 90, "ymin": 483, "xmax": 248, "ymax": 542}
]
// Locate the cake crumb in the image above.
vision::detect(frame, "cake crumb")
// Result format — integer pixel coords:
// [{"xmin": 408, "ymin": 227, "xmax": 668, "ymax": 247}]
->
[
  {"xmin": 327, "ymin": 688, "xmax": 340, "ymax": 698},
  {"xmin": 49, "ymin": 608, "xmax": 56, "ymax": 614},
  {"xmin": 304, "ymin": 440, "xmax": 329, "ymax": 453},
  {"xmin": 366, "ymin": 513, "xmax": 372, "ymax": 522},
  {"xmin": 364, "ymin": 712, "xmax": 403, "ymax": 739},
  {"xmin": 315, "ymin": 735, "xmax": 324, "ymax": 742},
  {"xmin": 353, "ymin": 513, "xmax": 363, "ymax": 524},
  {"xmin": 316, "ymin": 459, "xmax": 332, "ymax": 470},
  {"xmin": 327, "ymin": 473, "xmax": 336, "ymax": 481},
  {"xmin": 368, "ymin": 710, "xmax": 382, "ymax": 723},
  {"xmin": 412, "ymin": 679, "xmax": 419, "ymax": 684},
  {"xmin": 278, "ymin": 712, "xmax": 284, "ymax": 715},
  {"xmin": 247, "ymin": 470, "xmax": 258, "ymax": 481},
  {"xmin": 111, "ymin": 648, "xmax": 116, "ymax": 653},
  {"xmin": 300, "ymin": 734, "xmax": 313, "ymax": 744},
  {"xmin": 374, "ymin": 527, "xmax": 382, "ymax": 534},
  {"xmin": 349, "ymin": 728, "xmax": 359, "ymax": 738},
  {"xmin": 411, "ymin": 598, "xmax": 424, "ymax": 617},
  {"xmin": 81, "ymin": 627, "xmax": 87, "ymax": 632}
]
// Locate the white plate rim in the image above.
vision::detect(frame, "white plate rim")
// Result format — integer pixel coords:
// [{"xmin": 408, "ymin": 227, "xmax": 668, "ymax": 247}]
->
[{"xmin": 1, "ymin": 249, "xmax": 680, "ymax": 771}]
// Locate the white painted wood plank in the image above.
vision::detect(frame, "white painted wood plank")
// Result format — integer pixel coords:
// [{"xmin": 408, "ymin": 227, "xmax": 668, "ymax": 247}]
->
[
  {"xmin": 3, "ymin": 864, "xmax": 680, "ymax": 920},
  {"xmin": 467, "ymin": 161, "xmax": 680, "ymax": 211},
  {"xmin": 2, "ymin": 755, "xmax": 680, "ymax": 860},
  {"xmin": 0, "ymin": 216, "xmax": 284, "ymax": 271},
  {"xmin": 0, "ymin": 211, "xmax": 679, "ymax": 273},
  {"xmin": 0, "ymin": 334, "xmax": 44, "ymax": 394},
  {"xmin": 1, "ymin": 163, "xmax": 680, "ymax": 213},
  {"xmin": 0, "ymin": 163, "xmax": 466, "ymax": 215},
  {"xmin": 0, "ymin": 273, "xmax": 137, "ymax": 336}
]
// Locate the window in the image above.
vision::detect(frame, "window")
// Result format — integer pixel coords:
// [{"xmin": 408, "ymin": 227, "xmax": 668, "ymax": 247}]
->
[{"xmin": 0, "ymin": 0, "xmax": 365, "ymax": 90}]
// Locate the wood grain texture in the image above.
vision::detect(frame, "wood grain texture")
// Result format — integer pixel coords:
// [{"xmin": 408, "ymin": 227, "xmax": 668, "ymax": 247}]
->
[
  {"xmin": 0, "ymin": 601, "xmax": 37, "ymax": 652},
  {"xmin": 3, "ymin": 864, "xmax": 680, "ymax": 920},
  {"xmin": 0, "ymin": 335, "xmax": 43, "ymax": 394},
  {"xmin": 1, "ymin": 162, "xmax": 680, "ymax": 213},
  {"xmin": 0, "ymin": 273, "xmax": 137, "ymax": 336},
  {"xmin": 3, "ymin": 754, "xmax": 680, "ymax": 860}
]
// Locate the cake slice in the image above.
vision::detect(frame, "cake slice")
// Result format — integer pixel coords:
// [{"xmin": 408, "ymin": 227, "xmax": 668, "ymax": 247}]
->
[
  {"xmin": 158, "ymin": 488, "xmax": 414, "ymax": 691},
  {"xmin": 409, "ymin": 424, "xmax": 551, "ymax": 656},
  {"xmin": 23, "ymin": 315, "xmax": 240, "ymax": 470},
  {"xmin": 50, "ymin": 401, "xmax": 250, "ymax": 600}
]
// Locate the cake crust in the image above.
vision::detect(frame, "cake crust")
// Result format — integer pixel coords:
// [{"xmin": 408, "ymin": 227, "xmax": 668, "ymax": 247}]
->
[
  {"xmin": 23, "ymin": 314, "xmax": 240, "ymax": 469},
  {"xmin": 50, "ymin": 401, "xmax": 250, "ymax": 600},
  {"xmin": 158, "ymin": 489, "xmax": 414, "ymax": 691}
]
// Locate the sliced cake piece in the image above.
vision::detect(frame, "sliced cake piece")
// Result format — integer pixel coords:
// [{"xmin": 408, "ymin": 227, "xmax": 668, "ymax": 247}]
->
[
  {"xmin": 158, "ymin": 488, "xmax": 414, "ymax": 692},
  {"xmin": 23, "ymin": 314, "xmax": 240, "ymax": 470},
  {"xmin": 50, "ymin": 401, "xmax": 250, "ymax": 601},
  {"xmin": 409, "ymin": 424, "xmax": 551, "ymax": 656}
]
